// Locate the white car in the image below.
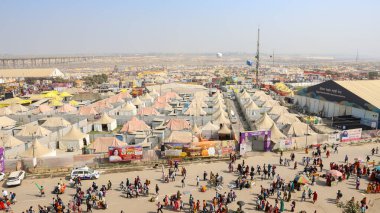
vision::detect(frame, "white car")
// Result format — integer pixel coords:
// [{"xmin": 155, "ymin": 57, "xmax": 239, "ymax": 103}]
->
[
  {"xmin": 70, "ymin": 166, "xmax": 100, "ymax": 180},
  {"xmin": 6, "ymin": 170, "xmax": 26, "ymax": 187},
  {"xmin": 0, "ymin": 172, "xmax": 5, "ymax": 181}
]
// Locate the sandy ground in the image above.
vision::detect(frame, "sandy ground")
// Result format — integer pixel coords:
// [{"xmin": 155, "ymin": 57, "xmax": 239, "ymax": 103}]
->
[{"xmin": 2, "ymin": 143, "xmax": 380, "ymax": 213}]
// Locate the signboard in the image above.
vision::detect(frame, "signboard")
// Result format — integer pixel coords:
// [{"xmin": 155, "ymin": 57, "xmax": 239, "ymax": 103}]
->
[
  {"xmin": 239, "ymin": 131, "xmax": 272, "ymax": 152},
  {"xmin": 340, "ymin": 128, "xmax": 362, "ymax": 142},
  {"xmin": 0, "ymin": 148, "xmax": 4, "ymax": 172},
  {"xmin": 108, "ymin": 146, "xmax": 143, "ymax": 162},
  {"xmin": 164, "ymin": 149, "xmax": 182, "ymax": 157}
]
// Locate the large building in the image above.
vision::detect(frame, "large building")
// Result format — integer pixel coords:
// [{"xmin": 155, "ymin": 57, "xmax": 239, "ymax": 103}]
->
[
  {"xmin": 0, "ymin": 68, "xmax": 64, "ymax": 83},
  {"xmin": 295, "ymin": 80, "xmax": 380, "ymax": 128}
]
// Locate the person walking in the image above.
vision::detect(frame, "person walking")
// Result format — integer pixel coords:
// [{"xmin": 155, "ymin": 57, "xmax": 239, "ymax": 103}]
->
[
  {"xmin": 155, "ymin": 184, "xmax": 160, "ymax": 195},
  {"xmin": 345, "ymin": 155, "xmax": 348, "ymax": 163},
  {"xmin": 313, "ymin": 191, "xmax": 318, "ymax": 204},
  {"xmin": 196, "ymin": 175, "xmax": 200, "ymax": 187},
  {"xmin": 181, "ymin": 177, "xmax": 185, "ymax": 188},
  {"xmin": 157, "ymin": 202, "xmax": 163, "ymax": 213},
  {"xmin": 301, "ymin": 190, "xmax": 306, "ymax": 202}
]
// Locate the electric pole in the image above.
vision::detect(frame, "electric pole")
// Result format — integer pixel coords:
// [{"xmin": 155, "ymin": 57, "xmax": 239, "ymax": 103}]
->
[{"xmin": 255, "ymin": 28, "xmax": 260, "ymax": 88}]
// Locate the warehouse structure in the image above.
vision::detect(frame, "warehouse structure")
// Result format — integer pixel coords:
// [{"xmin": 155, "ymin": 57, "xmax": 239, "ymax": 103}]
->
[{"xmin": 295, "ymin": 80, "xmax": 380, "ymax": 129}]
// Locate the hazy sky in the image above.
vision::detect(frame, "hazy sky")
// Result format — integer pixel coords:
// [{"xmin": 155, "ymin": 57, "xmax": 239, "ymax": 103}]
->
[{"xmin": 1, "ymin": 0, "xmax": 379, "ymax": 57}]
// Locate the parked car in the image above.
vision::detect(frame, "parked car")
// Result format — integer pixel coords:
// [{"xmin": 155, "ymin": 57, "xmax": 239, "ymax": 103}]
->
[
  {"xmin": 70, "ymin": 166, "xmax": 100, "ymax": 180},
  {"xmin": 230, "ymin": 110, "xmax": 238, "ymax": 124},
  {"xmin": 6, "ymin": 170, "xmax": 26, "ymax": 187},
  {"xmin": 0, "ymin": 172, "xmax": 5, "ymax": 181}
]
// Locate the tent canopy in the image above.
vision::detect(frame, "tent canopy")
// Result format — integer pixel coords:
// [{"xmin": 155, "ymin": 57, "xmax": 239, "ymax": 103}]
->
[
  {"xmin": 0, "ymin": 134, "xmax": 23, "ymax": 148},
  {"xmin": 165, "ymin": 131, "xmax": 198, "ymax": 143},
  {"xmin": 93, "ymin": 113, "xmax": 116, "ymax": 124},
  {"xmin": 254, "ymin": 112, "xmax": 275, "ymax": 130},
  {"xmin": 87, "ymin": 137, "xmax": 124, "ymax": 153},
  {"xmin": 284, "ymin": 122, "xmax": 315, "ymax": 137},
  {"xmin": 16, "ymin": 124, "xmax": 52, "ymax": 137},
  {"xmin": 121, "ymin": 117, "xmax": 151, "ymax": 133},
  {"xmin": 61, "ymin": 126, "xmax": 88, "ymax": 140},
  {"xmin": 41, "ymin": 117, "xmax": 71, "ymax": 128},
  {"xmin": 165, "ymin": 119, "xmax": 191, "ymax": 131},
  {"xmin": 19, "ymin": 139, "xmax": 55, "ymax": 158}
]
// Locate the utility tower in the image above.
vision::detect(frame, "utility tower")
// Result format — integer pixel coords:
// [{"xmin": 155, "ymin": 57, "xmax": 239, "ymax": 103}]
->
[{"xmin": 255, "ymin": 28, "xmax": 260, "ymax": 87}]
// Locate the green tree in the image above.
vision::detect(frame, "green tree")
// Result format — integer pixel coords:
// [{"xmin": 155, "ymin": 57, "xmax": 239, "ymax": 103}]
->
[
  {"xmin": 337, "ymin": 200, "xmax": 361, "ymax": 213},
  {"xmin": 368, "ymin": 72, "xmax": 378, "ymax": 80}
]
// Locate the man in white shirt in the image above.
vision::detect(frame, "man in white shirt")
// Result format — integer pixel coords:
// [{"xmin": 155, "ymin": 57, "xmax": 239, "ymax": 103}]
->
[{"xmin": 2, "ymin": 189, "xmax": 8, "ymax": 198}]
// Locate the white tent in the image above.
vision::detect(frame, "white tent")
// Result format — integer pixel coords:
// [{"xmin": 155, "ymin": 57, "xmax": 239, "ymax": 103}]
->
[
  {"xmin": 16, "ymin": 123, "xmax": 52, "ymax": 137},
  {"xmin": 275, "ymin": 113, "xmax": 299, "ymax": 125},
  {"xmin": 165, "ymin": 131, "xmax": 199, "ymax": 143},
  {"xmin": 269, "ymin": 123, "xmax": 287, "ymax": 143},
  {"xmin": 201, "ymin": 121, "xmax": 219, "ymax": 139},
  {"xmin": 41, "ymin": 117, "xmax": 71, "ymax": 128},
  {"xmin": 0, "ymin": 116, "xmax": 16, "ymax": 129},
  {"xmin": 213, "ymin": 113, "xmax": 231, "ymax": 125},
  {"xmin": 59, "ymin": 126, "xmax": 89, "ymax": 150},
  {"xmin": 19, "ymin": 139, "xmax": 56, "ymax": 158},
  {"xmin": 283, "ymin": 122, "xmax": 315, "ymax": 137},
  {"xmin": 267, "ymin": 105, "xmax": 289, "ymax": 115},
  {"xmin": 0, "ymin": 133, "xmax": 23, "ymax": 148},
  {"xmin": 93, "ymin": 113, "xmax": 117, "ymax": 132},
  {"xmin": 192, "ymin": 123, "xmax": 202, "ymax": 136},
  {"xmin": 184, "ymin": 105, "xmax": 207, "ymax": 116},
  {"xmin": 212, "ymin": 108, "xmax": 228, "ymax": 119},
  {"xmin": 254, "ymin": 112, "xmax": 275, "ymax": 130},
  {"xmin": 132, "ymin": 96, "xmax": 144, "ymax": 107},
  {"xmin": 119, "ymin": 102, "xmax": 137, "ymax": 116}
]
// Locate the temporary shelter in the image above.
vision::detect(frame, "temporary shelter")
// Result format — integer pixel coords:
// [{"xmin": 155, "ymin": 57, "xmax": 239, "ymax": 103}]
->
[
  {"xmin": 254, "ymin": 112, "xmax": 275, "ymax": 130},
  {"xmin": 59, "ymin": 126, "xmax": 89, "ymax": 150},
  {"xmin": 149, "ymin": 89, "xmax": 160, "ymax": 98},
  {"xmin": 0, "ymin": 107, "xmax": 13, "ymax": 116},
  {"xmin": 0, "ymin": 116, "xmax": 16, "ymax": 129},
  {"xmin": 16, "ymin": 123, "xmax": 52, "ymax": 137},
  {"xmin": 267, "ymin": 105, "xmax": 288, "ymax": 115},
  {"xmin": 87, "ymin": 137, "xmax": 125, "ymax": 153},
  {"xmin": 132, "ymin": 96, "xmax": 144, "ymax": 107},
  {"xmin": 201, "ymin": 121, "xmax": 219, "ymax": 139},
  {"xmin": 164, "ymin": 92, "xmax": 181, "ymax": 100},
  {"xmin": 78, "ymin": 106, "xmax": 98, "ymax": 116},
  {"xmin": 165, "ymin": 119, "xmax": 191, "ymax": 131},
  {"xmin": 153, "ymin": 100, "xmax": 172, "ymax": 111},
  {"xmin": 218, "ymin": 124, "xmax": 232, "ymax": 140},
  {"xmin": 213, "ymin": 113, "xmax": 231, "ymax": 125},
  {"xmin": 41, "ymin": 117, "xmax": 71, "ymax": 128},
  {"xmin": 184, "ymin": 105, "xmax": 207, "ymax": 116},
  {"xmin": 33, "ymin": 104, "xmax": 53, "ymax": 115},
  {"xmin": 138, "ymin": 107, "xmax": 160, "ymax": 116},
  {"xmin": 93, "ymin": 113, "xmax": 117, "ymax": 132},
  {"xmin": 9, "ymin": 104, "xmax": 28, "ymax": 113},
  {"xmin": 119, "ymin": 102, "xmax": 137, "ymax": 116},
  {"xmin": 120, "ymin": 117, "xmax": 150, "ymax": 133},
  {"xmin": 269, "ymin": 123, "xmax": 287, "ymax": 143},
  {"xmin": 141, "ymin": 93, "xmax": 154, "ymax": 103},
  {"xmin": 57, "ymin": 104, "xmax": 77, "ymax": 113},
  {"xmin": 275, "ymin": 113, "xmax": 299, "ymax": 125},
  {"xmin": 212, "ymin": 108, "xmax": 228, "ymax": 119},
  {"xmin": 165, "ymin": 131, "xmax": 198, "ymax": 143},
  {"xmin": 0, "ymin": 134, "xmax": 23, "ymax": 148},
  {"xmin": 19, "ymin": 139, "xmax": 56, "ymax": 158},
  {"xmin": 262, "ymin": 100, "xmax": 280, "ymax": 108},
  {"xmin": 192, "ymin": 123, "xmax": 202, "ymax": 136},
  {"xmin": 283, "ymin": 122, "xmax": 315, "ymax": 137}
]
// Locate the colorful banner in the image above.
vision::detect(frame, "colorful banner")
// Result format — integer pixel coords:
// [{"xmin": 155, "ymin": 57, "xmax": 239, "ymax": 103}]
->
[
  {"xmin": 108, "ymin": 146, "xmax": 143, "ymax": 162},
  {"xmin": 239, "ymin": 131, "xmax": 272, "ymax": 152},
  {"xmin": 0, "ymin": 148, "xmax": 4, "ymax": 172},
  {"xmin": 164, "ymin": 140, "xmax": 236, "ymax": 158},
  {"xmin": 340, "ymin": 128, "xmax": 362, "ymax": 142}
]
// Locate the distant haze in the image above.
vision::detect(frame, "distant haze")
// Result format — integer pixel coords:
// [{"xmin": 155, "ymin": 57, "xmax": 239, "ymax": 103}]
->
[{"xmin": 0, "ymin": 0, "xmax": 379, "ymax": 58}]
